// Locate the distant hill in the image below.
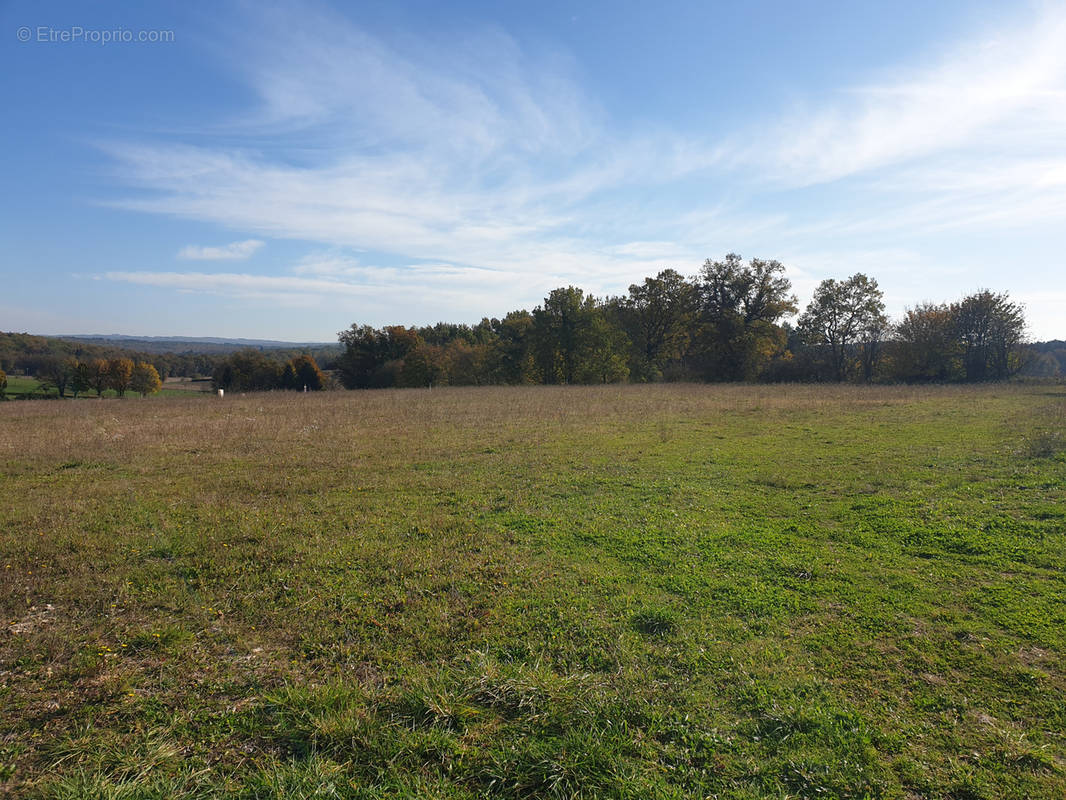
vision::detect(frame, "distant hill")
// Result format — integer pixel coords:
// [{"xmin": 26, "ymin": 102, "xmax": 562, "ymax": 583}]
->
[
  {"xmin": 0, "ymin": 332, "xmax": 341, "ymax": 379},
  {"xmin": 61, "ymin": 334, "xmax": 340, "ymax": 355}
]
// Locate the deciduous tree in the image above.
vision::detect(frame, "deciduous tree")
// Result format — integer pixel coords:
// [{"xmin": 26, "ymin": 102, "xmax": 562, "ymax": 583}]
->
[
  {"xmin": 445, "ymin": 339, "xmax": 488, "ymax": 386},
  {"xmin": 131, "ymin": 362, "xmax": 162, "ymax": 396},
  {"xmin": 211, "ymin": 351, "xmax": 282, "ymax": 392},
  {"xmin": 281, "ymin": 361, "xmax": 299, "ymax": 390},
  {"xmin": 532, "ymin": 287, "xmax": 629, "ymax": 384},
  {"xmin": 400, "ymin": 343, "xmax": 449, "ymax": 387},
  {"xmin": 90, "ymin": 359, "xmax": 110, "ymax": 397},
  {"xmin": 336, "ymin": 325, "xmax": 422, "ymax": 388},
  {"xmin": 695, "ymin": 255, "xmax": 797, "ymax": 380},
  {"xmin": 890, "ymin": 303, "xmax": 957, "ymax": 382},
  {"xmin": 951, "ymin": 290, "xmax": 1027, "ymax": 381},
  {"xmin": 618, "ymin": 269, "xmax": 698, "ymax": 381},
  {"xmin": 107, "ymin": 358, "xmax": 134, "ymax": 397},
  {"xmin": 70, "ymin": 361, "xmax": 93, "ymax": 398},
  {"xmin": 290, "ymin": 354, "xmax": 326, "ymax": 390},
  {"xmin": 487, "ymin": 311, "xmax": 536, "ymax": 384},
  {"xmin": 798, "ymin": 274, "xmax": 887, "ymax": 382},
  {"xmin": 37, "ymin": 357, "xmax": 75, "ymax": 397}
]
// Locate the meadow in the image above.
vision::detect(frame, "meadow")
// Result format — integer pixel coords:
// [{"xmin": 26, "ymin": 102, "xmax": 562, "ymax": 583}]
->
[
  {"xmin": 1, "ymin": 376, "xmax": 48, "ymax": 400},
  {"xmin": 1, "ymin": 383, "xmax": 1063, "ymax": 799},
  {"xmin": 1, "ymin": 376, "xmax": 211, "ymax": 400}
]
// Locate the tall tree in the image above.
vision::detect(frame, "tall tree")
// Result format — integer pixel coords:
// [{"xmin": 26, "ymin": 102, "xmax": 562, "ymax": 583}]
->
[
  {"xmin": 290, "ymin": 354, "xmax": 326, "ymax": 390},
  {"xmin": 70, "ymin": 361, "xmax": 93, "ymax": 398},
  {"xmin": 951, "ymin": 290, "xmax": 1027, "ymax": 381},
  {"xmin": 488, "ymin": 311, "xmax": 536, "ymax": 384},
  {"xmin": 695, "ymin": 254, "xmax": 797, "ymax": 380},
  {"xmin": 90, "ymin": 359, "xmax": 110, "ymax": 397},
  {"xmin": 211, "ymin": 351, "xmax": 282, "ymax": 392},
  {"xmin": 444, "ymin": 339, "xmax": 487, "ymax": 386},
  {"xmin": 400, "ymin": 343, "xmax": 449, "ymax": 387},
  {"xmin": 37, "ymin": 357, "xmax": 75, "ymax": 397},
  {"xmin": 532, "ymin": 287, "xmax": 629, "ymax": 384},
  {"xmin": 107, "ymin": 358, "xmax": 135, "ymax": 397},
  {"xmin": 336, "ymin": 325, "xmax": 381, "ymax": 388},
  {"xmin": 618, "ymin": 269, "xmax": 698, "ymax": 381},
  {"xmin": 336, "ymin": 325, "xmax": 422, "ymax": 388},
  {"xmin": 532, "ymin": 287, "xmax": 587, "ymax": 384},
  {"xmin": 798, "ymin": 273, "xmax": 887, "ymax": 381},
  {"xmin": 891, "ymin": 302, "xmax": 957, "ymax": 382},
  {"xmin": 575, "ymin": 310, "xmax": 631, "ymax": 383},
  {"xmin": 281, "ymin": 361, "xmax": 299, "ymax": 390},
  {"xmin": 130, "ymin": 362, "xmax": 162, "ymax": 397}
]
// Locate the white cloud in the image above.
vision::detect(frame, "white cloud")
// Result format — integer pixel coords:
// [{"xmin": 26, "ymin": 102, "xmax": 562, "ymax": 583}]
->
[
  {"xmin": 228, "ymin": 8, "xmax": 602, "ymax": 160},
  {"xmin": 741, "ymin": 7, "xmax": 1066, "ymax": 186},
  {"xmin": 290, "ymin": 253, "xmax": 364, "ymax": 277},
  {"xmin": 95, "ymin": 3, "xmax": 726, "ymax": 293},
  {"xmin": 177, "ymin": 239, "xmax": 264, "ymax": 260},
  {"xmin": 94, "ymin": 3, "xmax": 1066, "ymax": 337},
  {"xmin": 106, "ymin": 270, "xmax": 382, "ymax": 303},
  {"xmin": 103, "ymin": 263, "xmax": 572, "ymax": 319}
]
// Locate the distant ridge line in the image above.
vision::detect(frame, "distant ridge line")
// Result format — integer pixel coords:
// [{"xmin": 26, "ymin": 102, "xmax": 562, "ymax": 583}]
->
[{"xmin": 60, "ymin": 334, "xmax": 337, "ymax": 348}]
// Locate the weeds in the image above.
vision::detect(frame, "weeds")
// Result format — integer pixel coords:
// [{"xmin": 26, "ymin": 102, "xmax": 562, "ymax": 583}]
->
[{"xmin": 1019, "ymin": 429, "xmax": 1064, "ymax": 459}]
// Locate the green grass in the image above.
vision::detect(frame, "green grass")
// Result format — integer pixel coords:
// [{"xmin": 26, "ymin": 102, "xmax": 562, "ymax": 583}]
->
[
  {"xmin": 1, "ymin": 383, "xmax": 1063, "ymax": 798},
  {"xmin": 2, "ymin": 374, "xmax": 50, "ymax": 398},
  {"xmin": 0, "ymin": 375, "xmax": 209, "ymax": 400}
]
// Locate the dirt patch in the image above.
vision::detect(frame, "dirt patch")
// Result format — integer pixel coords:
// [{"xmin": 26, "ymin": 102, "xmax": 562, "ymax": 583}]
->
[{"xmin": 8, "ymin": 604, "xmax": 55, "ymax": 635}]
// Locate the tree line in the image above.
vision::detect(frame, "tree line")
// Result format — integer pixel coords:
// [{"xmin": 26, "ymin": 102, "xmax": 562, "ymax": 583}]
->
[
  {"xmin": 335, "ymin": 256, "xmax": 1034, "ymax": 388},
  {"xmin": 0, "ymin": 348, "xmax": 330, "ymax": 399},
  {"xmin": 28, "ymin": 357, "xmax": 163, "ymax": 398},
  {"xmin": 211, "ymin": 352, "xmax": 327, "ymax": 392},
  {"xmin": 0, "ymin": 332, "xmax": 342, "ymax": 387},
  {"xmin": 1027, "ymin": 340, "xmax": 1066, "ymax": 378},
  {"xmin": 0, "ymin": 256, "xmax": 1047, "ymax": 397},
  {"xmin": 0, "ymin": 332, "xmax": 217, "ymax": 380}
]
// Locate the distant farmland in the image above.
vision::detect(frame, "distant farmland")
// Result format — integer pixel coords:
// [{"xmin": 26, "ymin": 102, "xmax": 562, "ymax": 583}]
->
[{"xmin": 1, "ymin": 384, "xmax": 1063, "ymax": 798}]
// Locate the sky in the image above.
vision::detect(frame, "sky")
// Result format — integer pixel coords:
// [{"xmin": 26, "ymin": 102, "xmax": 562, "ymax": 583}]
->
[{"xmin": 2, "ymin": 0, "xmax": 1064, "ymax": 342}]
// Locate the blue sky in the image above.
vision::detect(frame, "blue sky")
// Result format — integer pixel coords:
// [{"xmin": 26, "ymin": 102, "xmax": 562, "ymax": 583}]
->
[{"xmin": 2, "ymin": 0, "xmax": 1064, "ymax": 341}]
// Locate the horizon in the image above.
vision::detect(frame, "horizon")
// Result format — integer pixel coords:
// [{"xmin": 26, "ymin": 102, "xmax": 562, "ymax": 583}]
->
[
  {"xmin": 46, "ymin": 333, "xmax": 339, "ymax": 345},
  {"xmin": 3, "ymin": 1, "xmax": 1065, "ymax": 340},
  {"xmin": 13, "ymin": 324, "xmax": 1066, "ymax": 348}
]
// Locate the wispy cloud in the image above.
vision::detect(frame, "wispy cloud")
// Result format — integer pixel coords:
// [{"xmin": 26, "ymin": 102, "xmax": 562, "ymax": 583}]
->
[
  {"xmin": 177, "ymin": 239, "xmax": 264, "ymax": 260},
  {"xmin": 742, "ymin": 8, "xmax": 1066, "ymax": 186},
  {"xmin": 96, "ymin": 3, "xmax": 1066, "ymax": 335},
  {"xmin": 227, "ymin": 6, "xmax": 601, "ymax": 159},
  {"xmin": 103, "ymin": 262, "xmax": 570, "ymax": 317},
  {"xmin": 108, "ymin": 270, "xmax": 372, "ymax": 297},
  {"xmin": 95, "ymin": 2, "xmax": 725, "ymax": 291}
]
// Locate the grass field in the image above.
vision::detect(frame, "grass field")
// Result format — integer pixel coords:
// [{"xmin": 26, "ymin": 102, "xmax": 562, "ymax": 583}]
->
[
  {"xmin": 2, "ymin": 375, "xmax": 49, "ymax": 399},
  {"xmin": 1, "ymin": 384, "xmax": 1064, "ymax": 799},
  {"xmin": 159, "ymin": 378, "xmax": 214, "ymax": 397},
  {"xmin": 0, "ymin": 376, "xmax": 211, "ymax": 400}
]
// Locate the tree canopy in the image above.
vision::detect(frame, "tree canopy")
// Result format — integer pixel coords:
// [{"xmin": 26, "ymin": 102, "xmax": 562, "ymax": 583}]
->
[
  {"xmin": 333, "ymin": 263, "xmax": 1033, "ymax": 389},
  {"xmin": 131, "ymin": 362, "xmax": 163, "ymax": 397},
  {"xmin": 798, "ymin": 274, "xmax": 888, "ymax": 382}
]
